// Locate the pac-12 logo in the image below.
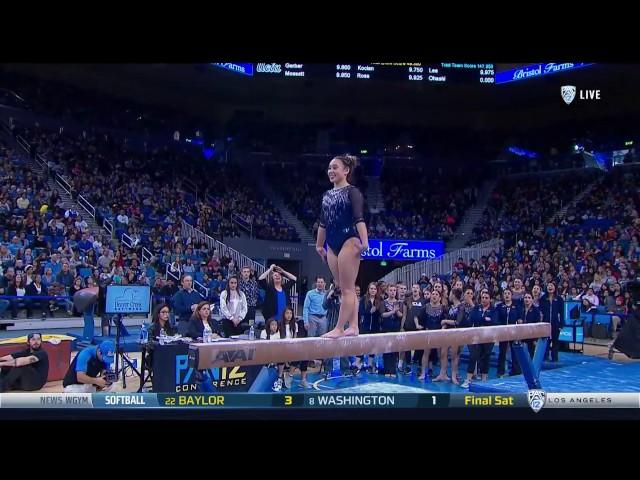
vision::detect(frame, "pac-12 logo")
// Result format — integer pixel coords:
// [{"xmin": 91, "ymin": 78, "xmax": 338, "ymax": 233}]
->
[
  {"xmin": 175, "ymin": 355, "xmax": 247, "ymax": 392},
  {"xmin": 561, "ymin": 85, "xmax": 576, "ymax": 105},
  {"xmin": 528, "ymin": 389, "xmax": 547, "ymax": 413}
]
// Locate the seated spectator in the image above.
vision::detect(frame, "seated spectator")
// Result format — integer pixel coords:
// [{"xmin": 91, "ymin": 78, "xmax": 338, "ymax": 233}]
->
[
  {"xmin": 6, "ymin": 272, "xmax": 28, "ymax": 319},
  {"xmin": 75, "ymin": 215, "xmax": 89, "ymax": 233},
  {"xmin": 0, "ymin": 333, "xmax": 49, "ymax": 392},
  {"xmin": 0, "ymin": 245, "xmax": 15, "ymax": 267},
  {"xmin": 581, "ymin": 297, "xmax": 597, "ymax": 314},
  {"xmin": 46, "ymin": 253, "xmax": 63, "ymax": 277},
  {"xmin": 116, "ymin": 209, "xmax": 129, "ymax": 228},
  {"xmin": 15, "ymin": 193, "xmax": 30, "ymax": 210},
  {"xmin": 182, "ymin": 257, "xmax": 196, "ymax": 275},
  {"xmin": 56, "ymin": 262, "xmax": 75, "ymax": 290},
  {"xmin": 159, "ymin": 277, "xmax": 178, "ymax": 299},
  {"xmin": 69, "ymin": 276, "xmax": 85, "ymax": 316},
  {"xmin": 98, "ymin": 249, "xmax": 113, "ymax": 269},
  {"xmin": 25, "ymin": 274, "xmax": 49, "ymax": 318},
  {"xmin": 77, "ymin": 233, "xmax": 93, "ymax": 252},
  {"xmin": 64, "ymin": 207, "xmax": 79, "ymax": 220}
]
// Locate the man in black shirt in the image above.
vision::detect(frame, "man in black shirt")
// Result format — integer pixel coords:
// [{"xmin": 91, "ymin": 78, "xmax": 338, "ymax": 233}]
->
[
  {"xmin": 29, "ymin": 233, "xmax": 49, "ymax": 252},
  {"xmin": 0, "ymin": 332, "xmax": 49, "ymax": 392},
  {"xmin": 159, "ymin": 278, "xmax": 178, "ymax": 298}
]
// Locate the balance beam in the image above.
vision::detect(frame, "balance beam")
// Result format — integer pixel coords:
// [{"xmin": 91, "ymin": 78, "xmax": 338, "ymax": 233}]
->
[{"xmin": 189, "ymin": 323, "xmax": 551, "ymax": 369}]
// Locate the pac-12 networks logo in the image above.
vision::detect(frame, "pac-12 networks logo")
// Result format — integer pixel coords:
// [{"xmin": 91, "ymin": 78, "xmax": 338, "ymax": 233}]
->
[
  {"xmin": 176, "ymin": 355, "xmax": 248, "ymax": 392},
  {"xmin": 561, "ymin": 85, "xmax": 601, "ymax": 105},
  {"xmin": 528, "ymin": 389, "xmax": 547, "ymax": 413}
]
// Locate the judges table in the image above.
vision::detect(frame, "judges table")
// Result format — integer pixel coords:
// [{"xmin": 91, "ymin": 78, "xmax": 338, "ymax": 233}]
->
[{"xmin": 141, "ymin": 341, "xmax": 265, "ymax": 393}]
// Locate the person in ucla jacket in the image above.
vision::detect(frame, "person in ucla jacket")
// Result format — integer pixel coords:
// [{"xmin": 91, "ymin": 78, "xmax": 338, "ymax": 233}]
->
[
  {"xmin": 461, "ymin": 291, "xmax": 497, "ymax": 388},
  {"xmin": 511, "ymin": 292, "xmax": 542, "ymax": 375},
  {"xmin": 496, "ymin": 288, "xmax": 523, "ymax": 377},
  {"xmin": 539, "ymin": 282, "xmax": 564, "ymax": 362}
]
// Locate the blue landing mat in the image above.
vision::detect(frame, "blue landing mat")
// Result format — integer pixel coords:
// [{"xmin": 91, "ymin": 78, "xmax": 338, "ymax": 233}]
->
[
  {"xmin": 470, "ymin": 360, "xmax": 640, "ymax": 393},
  {"xmin": 459, "ymin": 346, "xmax": 600, "ymax": 371},
  {"xmin": 262, "ymin": 352, "xmax": 615, "ymax": 394}
]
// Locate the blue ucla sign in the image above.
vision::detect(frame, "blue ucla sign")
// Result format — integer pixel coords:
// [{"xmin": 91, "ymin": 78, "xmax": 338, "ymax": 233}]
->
[{"xmin": 361, "ymin": 239, "xmax": 445, "ymax": 261}]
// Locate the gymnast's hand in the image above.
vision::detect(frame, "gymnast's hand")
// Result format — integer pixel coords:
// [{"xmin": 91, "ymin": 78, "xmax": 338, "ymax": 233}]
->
[
  {"xmin": 357, "ymin": 241, "xmax": 369, "ymax": 253},
  {"xmin": 315, "ymin": 246, "xmax": 327, "ymax": 262}
]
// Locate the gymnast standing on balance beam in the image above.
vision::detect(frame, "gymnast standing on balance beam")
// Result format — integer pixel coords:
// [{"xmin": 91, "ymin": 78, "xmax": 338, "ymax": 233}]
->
[{"xmin": 316, "ymin": 155, "xmax": 369, "ymax": 339}]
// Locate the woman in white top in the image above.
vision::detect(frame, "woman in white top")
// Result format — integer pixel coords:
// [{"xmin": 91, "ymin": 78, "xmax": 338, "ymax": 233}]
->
[{"xmin": 219, "ymin": 276, "xmax": 248, "ymax": 337}]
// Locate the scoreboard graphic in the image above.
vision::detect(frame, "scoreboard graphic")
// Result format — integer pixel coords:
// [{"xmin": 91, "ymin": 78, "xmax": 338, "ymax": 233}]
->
[{"xmin": 1, "ymin": 392, "xmax": 638, "ymax": 412}]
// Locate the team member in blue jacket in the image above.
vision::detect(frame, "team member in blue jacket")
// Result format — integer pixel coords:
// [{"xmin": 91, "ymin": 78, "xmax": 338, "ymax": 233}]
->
[
  {"xmin": 539, "ymin": 282, "xmax": 564, "ymax": 362},
  {"xmin": 496, "ymin": 288, "xmax": 523, "ymax": 377},
  {"xmin": 511, "ymin": 292, "xmax": 542, "ymax": 375},
  {"xmin": 462, "ymin": 291, "xmax": 498, "ymax": 388}
]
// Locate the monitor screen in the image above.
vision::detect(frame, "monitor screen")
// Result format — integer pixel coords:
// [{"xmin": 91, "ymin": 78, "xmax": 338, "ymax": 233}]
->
[{"xmin": 104, "ymin": 285, "xmax": 151, "ymax": 314}]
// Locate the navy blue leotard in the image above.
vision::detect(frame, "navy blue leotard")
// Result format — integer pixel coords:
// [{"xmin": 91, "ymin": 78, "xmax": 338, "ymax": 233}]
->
[{"xmin": 319, "ymin": 185, "xmax": 365, "ymax": 254}]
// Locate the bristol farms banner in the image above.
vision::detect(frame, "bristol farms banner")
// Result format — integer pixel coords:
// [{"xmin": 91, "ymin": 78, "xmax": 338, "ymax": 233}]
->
[{"xmin": 361, "ymin": 239, "xmax": 445, "ymax": 261}]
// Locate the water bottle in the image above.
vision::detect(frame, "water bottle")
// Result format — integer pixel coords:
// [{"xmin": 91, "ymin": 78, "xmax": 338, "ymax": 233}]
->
[
  {"xmin": 159, "ymin": 327, "xmax": 166, "ymax": 345},
  {"xmin": 139, "ymin": 323, "xmax": 149, "ymax": 344},
  {"xmin": 248, "ymin": 324, "xmax": 255, "ymax": 340},
  {"xmin": 203, "ymin": 324, "xmax": 212, "ymax": 343}
]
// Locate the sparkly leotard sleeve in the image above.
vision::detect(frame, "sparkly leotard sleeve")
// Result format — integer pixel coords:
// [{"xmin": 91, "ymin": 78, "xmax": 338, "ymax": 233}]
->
[{"xmin": 319, "ymin": 185, "xmax": 365, "ymax": 254}]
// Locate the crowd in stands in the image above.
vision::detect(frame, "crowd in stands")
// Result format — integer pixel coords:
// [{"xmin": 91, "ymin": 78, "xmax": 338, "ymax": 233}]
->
[
  {"xmin": 0, "ymin": 136, "xmax": 266, "ymax": 319},
  {"xmin": 457, "ymin": 165, "xmax": 639, "ymax": 318},
  {"xmin": 0, "ymin": 67, "xmax": 211, "ymax": 138},
  {"xmin": 265, "ymin": 160, "xmax": 352, "ymax": 236},
  {"xmin": 373, "ymin": 165, "xmax": 480, "ymax": 241},
  {"xmin": 0, "ymin": 139, "xmax": 118, "ymax": 318},
  {"xmin": 13, "ymin": 122, "xmax": 299, "ymax": 243},
  {"xmin": 470, "ymin": 169, "xmax": 603, "ymax": 246},
  {"xmin": 267, "ymin": 159, "xmax": 480, "ymax": 242},
  {"xmin": 2, "ymin": 71, "xmax": 638, "ymax": 331}
]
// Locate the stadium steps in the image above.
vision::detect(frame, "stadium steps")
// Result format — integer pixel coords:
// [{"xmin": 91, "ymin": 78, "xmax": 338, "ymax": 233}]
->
[
  {"xmin": 258, "ymin": 175, "xmax": 315, "ymax": 244},
  {"xmin": 446, "ymin": 178, "xmax": 497, "ymax": 252},
  {"xmin": 365, "ymin": 176, "xmax": 385, "ymax": 214},
  {"xmin": 2, "ymin": 127, "xmax": 106, "ymax": 239}
]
